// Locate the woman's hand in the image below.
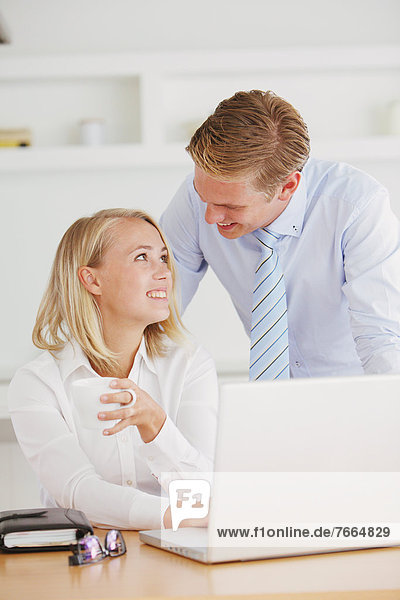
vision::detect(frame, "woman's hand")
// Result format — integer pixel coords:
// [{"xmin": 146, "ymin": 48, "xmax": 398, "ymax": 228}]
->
[
  {"xmin": 163, "ymin": 505, "xmax": 209, "ymax": 529},
  {"xmin": 98, "ymin": 378, "xmax": 166, "ymax": 443}
]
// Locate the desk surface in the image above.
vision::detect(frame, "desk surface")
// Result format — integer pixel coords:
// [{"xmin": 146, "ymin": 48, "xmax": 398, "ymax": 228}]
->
[{"xmin": 1, "ymin": 529, "xmax": 400, "ymax": 600}]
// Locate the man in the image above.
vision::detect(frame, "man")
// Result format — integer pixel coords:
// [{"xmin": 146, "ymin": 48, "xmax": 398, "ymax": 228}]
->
[{"xmin": 160, "ymin": 90, "xmax": 400, "ymax": 378}]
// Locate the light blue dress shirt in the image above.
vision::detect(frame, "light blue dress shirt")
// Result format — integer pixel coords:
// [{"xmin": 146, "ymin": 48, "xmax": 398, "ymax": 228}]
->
[{"xmin": 160, "ymin": 157, "xmax": 400, "ymax": 377}]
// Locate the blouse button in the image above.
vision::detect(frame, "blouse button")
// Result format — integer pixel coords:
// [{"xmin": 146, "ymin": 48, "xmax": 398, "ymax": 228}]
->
[
  {"xmin": 295, "ymin": 361, "xmax": 301, "ymax": 367},
  {"xmin": 126, "ymin": 480, "xmax": 133, "ymax": 486}
]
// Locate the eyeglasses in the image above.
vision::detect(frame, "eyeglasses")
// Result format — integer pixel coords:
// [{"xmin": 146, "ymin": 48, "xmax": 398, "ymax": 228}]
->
[{"xmin": 68, "ymin": 529, "xmax": 126, "ymax": 566}]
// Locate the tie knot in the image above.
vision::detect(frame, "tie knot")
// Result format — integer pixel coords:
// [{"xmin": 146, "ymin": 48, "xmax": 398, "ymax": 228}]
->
[{"xmin": 254, "ymin": 228, "xmax": 280, "ymax": 252}]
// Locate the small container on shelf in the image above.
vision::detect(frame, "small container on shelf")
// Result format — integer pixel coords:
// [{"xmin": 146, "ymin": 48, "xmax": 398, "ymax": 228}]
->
[
  {"xmin": 386, "ymin": 100, "xmax": 400, "ymax": 135},
  {"xmin": 0, "ymin": 128, "xmax": 31, "ymax": 147},
  {"xmin": 79, "ymin": 118, "xmax": 105, "ymax": 146}
]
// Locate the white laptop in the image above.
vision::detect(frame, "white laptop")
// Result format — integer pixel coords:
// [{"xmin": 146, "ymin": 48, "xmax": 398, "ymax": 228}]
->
[{"xmin": 140, "ymin": 375, "xmax": 400, "ymax": 563}]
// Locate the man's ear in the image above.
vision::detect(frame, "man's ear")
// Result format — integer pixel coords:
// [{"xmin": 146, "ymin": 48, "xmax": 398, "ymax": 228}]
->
[
  {"xmin": 78, "ymin": 267, "xmax": 101, "ymax": 296},
  {"xmin": 278, "ymin": 172, "xmax": 301, "ymax": 203}
]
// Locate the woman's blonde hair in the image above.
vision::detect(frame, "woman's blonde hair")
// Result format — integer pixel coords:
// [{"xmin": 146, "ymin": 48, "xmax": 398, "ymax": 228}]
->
[
  {"xmin": 32, "ymin": 208, "xmax": 186, "ymax": 377},
  {"xmin": 187, "ymin": 89, "xmax": 310, "ymax": 199}
]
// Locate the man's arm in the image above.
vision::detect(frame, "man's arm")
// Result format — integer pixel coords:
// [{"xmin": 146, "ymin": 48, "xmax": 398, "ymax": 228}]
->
[
  {"xmin": 342, "ymin": 185, "xmax": 400, "ymax": 374},
  {"xmin": 160, "ymin": 175, "xmax": 208, "ymax": 313}
]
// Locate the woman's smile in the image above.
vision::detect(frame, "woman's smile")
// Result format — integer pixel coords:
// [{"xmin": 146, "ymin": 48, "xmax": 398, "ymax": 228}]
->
[{"xmin": 146, "ymin": 288, "xmax": 168, "ymax": 299}]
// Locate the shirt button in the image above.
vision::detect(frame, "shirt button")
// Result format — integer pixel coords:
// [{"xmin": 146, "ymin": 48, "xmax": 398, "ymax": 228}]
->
[
  {"xmin": 126, "ymin": 480, "xmax": 133, "ymax": 486},
  {"xmin": 148, "ymin": 456, "xmax": 154, "ymax": 462},
  {"xmin": 295, "ymin": 361, "xmax": 301, "ymax": 367},
  {"xmin": 121, "ymin": 436, "xmax": 127, "ymax": 443}
]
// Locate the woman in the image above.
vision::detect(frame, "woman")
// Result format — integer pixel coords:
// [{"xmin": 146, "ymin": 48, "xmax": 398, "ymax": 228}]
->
[{"xmin": 8, "ymin": 209, "xmax": 218, "ymax": 530}]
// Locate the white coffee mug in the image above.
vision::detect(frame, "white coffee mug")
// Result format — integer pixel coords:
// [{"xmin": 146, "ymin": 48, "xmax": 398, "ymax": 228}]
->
[{"xmin": 71, "ymin": 377, "xmax": 131, "ymax": 431}]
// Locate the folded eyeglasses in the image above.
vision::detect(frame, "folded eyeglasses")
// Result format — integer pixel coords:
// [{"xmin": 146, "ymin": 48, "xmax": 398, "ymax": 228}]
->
[{"xmin": 69, "ymin": 529, "xmax": 126, "ymax": 566}]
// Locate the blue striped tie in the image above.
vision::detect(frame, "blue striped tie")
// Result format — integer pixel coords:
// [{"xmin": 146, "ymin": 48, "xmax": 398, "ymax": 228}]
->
[{"xmin": 249, "ymin": 228, "xmax": 290, "ymax": 380}]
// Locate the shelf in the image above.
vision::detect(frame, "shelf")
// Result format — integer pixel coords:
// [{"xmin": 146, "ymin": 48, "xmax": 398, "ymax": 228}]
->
[
  {"xmin": 0, "ymin": 143, "xmax": 191, "ymax": 171},
  {"xmin": 1, "ymin": 45, "xmax": 400, "ymax": 79},
  {"xmin": 0, "ymin": 383, "xmax": 9, "ymax": 421},
  {"xmin": 311, "ymin": 136, "xmax": 400, "ymax": 162},
  {"xmin": 0, "ymin": 137, "xmax": 399, "ymax": 171},
  {"xmin": 1, "ymin": 46, "xmax": 399, "ymax": 159}
]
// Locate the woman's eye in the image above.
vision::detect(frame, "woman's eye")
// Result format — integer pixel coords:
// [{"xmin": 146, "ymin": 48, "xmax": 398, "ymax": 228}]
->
[
  {"xmin": 161, "ymin": 254, "xmax": 168, "ymax": 263},
  {"xmin": 135, "ymin": 253, "xmax": 147, "ymax": 261}
]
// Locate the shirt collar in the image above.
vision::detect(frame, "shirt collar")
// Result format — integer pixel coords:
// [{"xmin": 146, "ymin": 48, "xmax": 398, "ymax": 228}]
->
[
  {"xmin": 137, "ymin": 336, "xmax": 157, "ymax": 375},
  {"xmin": 266, "ymin": 170, "xmax": 307, "ymax": 238},
  {"xmin": 57, "ymin": 336, "xmax": 156, "ymax": 382}
]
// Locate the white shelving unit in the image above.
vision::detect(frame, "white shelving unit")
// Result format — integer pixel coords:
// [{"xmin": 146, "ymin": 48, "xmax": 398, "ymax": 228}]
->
[
  {"xmin": 0, "ymin": 144, "xmax": 190, "ymax": 171},
  {"xmin": 0, "ymin": 45, "xmax": 400, "ymax": 171},
  {"xmin": 0, "ymin": 136, "xmax": 400, "ymax": 172}
]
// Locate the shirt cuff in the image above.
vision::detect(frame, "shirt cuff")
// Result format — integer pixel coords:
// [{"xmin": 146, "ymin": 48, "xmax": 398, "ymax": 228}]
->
[
  {"xmin": 138, "ymin": 416, "xmax": 200, "ymax": 486},
  {"xmin": 140, "ymin": 415, "xmax": 188, "ymax": 462},
  {"xmin": 128, "ymin": 491, "xmax": 169, "ymax": 530}
]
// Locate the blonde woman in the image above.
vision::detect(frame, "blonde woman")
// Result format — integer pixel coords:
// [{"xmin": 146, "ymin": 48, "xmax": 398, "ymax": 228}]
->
[{"xmin": 8, "ymin": 209, "xmax": 218, "ymax": 530}]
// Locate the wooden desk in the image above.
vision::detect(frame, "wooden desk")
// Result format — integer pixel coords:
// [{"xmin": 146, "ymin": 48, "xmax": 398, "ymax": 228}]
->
[{"xmin": 1, "ymin": 529, "xmax": 400, "ymax": 600}]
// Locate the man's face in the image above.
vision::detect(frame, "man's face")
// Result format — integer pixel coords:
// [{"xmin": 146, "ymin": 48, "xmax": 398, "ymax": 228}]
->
[{"xmin": 193, "ymin": 166, "xmax": 289, "ymax": 239}]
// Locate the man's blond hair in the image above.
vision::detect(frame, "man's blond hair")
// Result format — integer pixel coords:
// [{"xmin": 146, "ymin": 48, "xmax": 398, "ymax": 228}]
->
[
  {"xmin": 187, "ymin": 90, "xmax": 310, "ymax": 198},
  {"xmin": 32, "ymin": 209, "xmax": 186, "ymax": 377}
]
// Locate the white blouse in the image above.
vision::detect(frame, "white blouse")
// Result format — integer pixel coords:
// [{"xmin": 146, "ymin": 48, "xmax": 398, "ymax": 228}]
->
[{"xmin": 8, "ymin": 337, "xmax": 218, "ymax": 530}]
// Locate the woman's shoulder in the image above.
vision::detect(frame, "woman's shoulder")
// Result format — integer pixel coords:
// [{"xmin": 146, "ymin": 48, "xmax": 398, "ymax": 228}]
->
[
  {"xmin": 11, "ymin": 340, "xmax": 86, "ymax": 384},
  {"xmin": 11, "ymin": 350, "xmax": 59, "ymax": 381},
  {"xmin": 163, "ymin": 334, "xmax": 213, "ymax": 360},
  {"xmin": 8, "ymin": 346, "xmax": 70, "ymax": 402},
  {"xmin": 153, "ymin": 335, "xmax": 216, "ymax": 379}
]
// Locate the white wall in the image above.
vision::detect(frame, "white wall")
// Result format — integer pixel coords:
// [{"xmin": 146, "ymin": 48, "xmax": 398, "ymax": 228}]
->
[{"xmin": 1, "ymin": 0, "xmax": 400, "ymax": 53}]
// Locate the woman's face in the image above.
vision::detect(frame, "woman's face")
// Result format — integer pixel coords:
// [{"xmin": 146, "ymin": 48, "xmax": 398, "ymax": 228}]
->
[{"xmin": 92, "ymin": 218, "xmax": 172, "ymax": 330}]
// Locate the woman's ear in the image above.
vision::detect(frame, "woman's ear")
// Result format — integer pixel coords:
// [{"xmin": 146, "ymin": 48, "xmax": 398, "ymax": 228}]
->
[{"xmin": 78, "ymin": 267, "xmax": 101, "ymax": 296}]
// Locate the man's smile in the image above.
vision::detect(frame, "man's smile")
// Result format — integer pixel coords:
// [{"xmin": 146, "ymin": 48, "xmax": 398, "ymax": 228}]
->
[{"xmin": 216, "ymin": 222, "xmax": 237, "ymax": 231}]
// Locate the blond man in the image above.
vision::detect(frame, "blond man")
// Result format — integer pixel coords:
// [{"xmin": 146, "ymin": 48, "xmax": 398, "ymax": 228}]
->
[{"xmin": 160, "ymin": 90, "xmax": 400, "ymax": 378}]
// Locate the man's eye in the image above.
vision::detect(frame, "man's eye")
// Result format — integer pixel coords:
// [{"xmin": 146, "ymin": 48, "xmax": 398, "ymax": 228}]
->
[
  {"xmin": 161, "ymin": 254, "xmax": 168, "ymax": 263},
  {"xmin": 135, "ymin": 253, "xmax": 147, "ymax": 261}
]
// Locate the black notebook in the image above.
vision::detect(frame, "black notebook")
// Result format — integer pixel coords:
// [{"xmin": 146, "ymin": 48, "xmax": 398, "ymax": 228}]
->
[{"xmin": 0, "ymin": 507, "xmax": 93, "ymax": 553}]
